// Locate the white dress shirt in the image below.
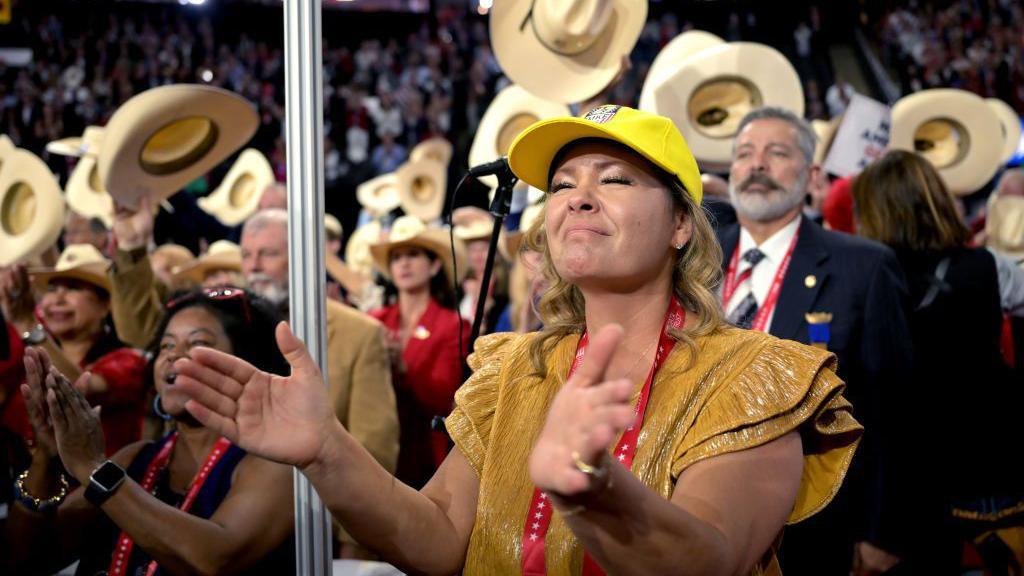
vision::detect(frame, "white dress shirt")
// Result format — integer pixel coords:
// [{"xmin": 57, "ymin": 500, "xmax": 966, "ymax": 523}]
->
[{"xmin": 724, "ymin": 216, "xmax": 802, "ymax": 331}]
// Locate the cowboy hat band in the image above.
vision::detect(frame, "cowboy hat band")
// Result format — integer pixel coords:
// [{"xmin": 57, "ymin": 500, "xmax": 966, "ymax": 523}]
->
[{"xmin": 0, "ymin": 149, "xmax": 66, "ymax": 266}]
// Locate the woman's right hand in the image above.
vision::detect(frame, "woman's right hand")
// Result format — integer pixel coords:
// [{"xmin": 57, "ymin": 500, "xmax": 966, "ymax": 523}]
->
[
  {"xmin": 174, "ymin": 322, "xmax": 338, "ymax": 469},
  {"xmin": 21, "ymin": 347, "xmax": 59, "ymax": 458}
]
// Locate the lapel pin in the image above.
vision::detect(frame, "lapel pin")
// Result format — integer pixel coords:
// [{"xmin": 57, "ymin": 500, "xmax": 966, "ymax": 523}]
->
[
  {"xmin": 804, "ymin": 274, "xmax": 817, "ymax": 288},
  {"xmin": 413, "ymin": 325, "xmax": 431, "ymax": 340},
  {"xmin": 805, "ymin": 312, "xmax": 833, "ymax": 350}
]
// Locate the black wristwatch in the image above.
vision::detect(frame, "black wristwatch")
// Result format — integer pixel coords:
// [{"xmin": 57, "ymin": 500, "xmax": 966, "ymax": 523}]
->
[{"xmin": 84, "ymin": 460, "xmax": 127, "ymax": 506}]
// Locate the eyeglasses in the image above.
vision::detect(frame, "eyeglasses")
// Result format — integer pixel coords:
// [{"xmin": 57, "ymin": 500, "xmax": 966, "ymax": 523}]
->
[{"xmin": 166, "ymin": 286, "xmax": 252, "ymax": 324}]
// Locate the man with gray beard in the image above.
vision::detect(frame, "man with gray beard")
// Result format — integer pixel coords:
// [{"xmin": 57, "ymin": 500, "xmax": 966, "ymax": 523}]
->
[
  {"xmin": 716, "ymin": 108, "xmax": 914, "ymax": 576},
  {"xmin": 240, "ymin": 209, "xmax": 399, "ymax": 557}
]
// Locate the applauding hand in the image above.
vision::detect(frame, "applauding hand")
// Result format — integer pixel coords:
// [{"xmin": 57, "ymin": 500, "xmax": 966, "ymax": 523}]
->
[
  {"xmin": 528, "ymin": 325, "xmax": 636, "ymax": 498},
  {"xmin": 175, "ymin": 322, "xmax": 337, "ymax": 469}
]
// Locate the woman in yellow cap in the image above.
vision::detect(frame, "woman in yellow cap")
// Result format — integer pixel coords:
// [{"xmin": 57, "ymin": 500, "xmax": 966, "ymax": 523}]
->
[{"xmin": 174, "ymin": 106, "xmax": 862, "ymax": 575}]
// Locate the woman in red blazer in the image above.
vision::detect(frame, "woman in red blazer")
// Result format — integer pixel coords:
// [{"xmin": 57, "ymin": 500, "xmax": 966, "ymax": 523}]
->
[{"xmin": 369, "ymin": 216, "xmax": 469, "ymax": 488}]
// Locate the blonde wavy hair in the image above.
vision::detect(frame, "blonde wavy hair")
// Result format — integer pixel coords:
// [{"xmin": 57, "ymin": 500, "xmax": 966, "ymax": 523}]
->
[{"xmin": 522, "ymin": 152, "xmax": 725, "ymax": 376}]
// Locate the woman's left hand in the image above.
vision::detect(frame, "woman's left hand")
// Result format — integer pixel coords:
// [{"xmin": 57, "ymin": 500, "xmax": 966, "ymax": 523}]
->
[
  {"xmin": 528, "ymin": 325, "xmax": 636, "ymax": 498},
  {"xmin": 45, "ymin": 367, "xmax": 106, "ymax": 484}
]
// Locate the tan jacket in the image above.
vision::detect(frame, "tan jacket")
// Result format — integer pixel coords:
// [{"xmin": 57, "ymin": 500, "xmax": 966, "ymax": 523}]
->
[{"xmin": 109, "ymin": 250, "xmax": 399, "ymax": 472}]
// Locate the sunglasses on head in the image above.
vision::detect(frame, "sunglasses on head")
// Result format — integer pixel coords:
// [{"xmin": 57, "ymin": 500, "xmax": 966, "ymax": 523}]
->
[{"xmin": 166, "ymin": 287, "xmax": 252, "ymax": 324}]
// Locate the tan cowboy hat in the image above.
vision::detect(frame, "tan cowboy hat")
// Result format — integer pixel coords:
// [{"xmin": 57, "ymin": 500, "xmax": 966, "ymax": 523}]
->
[
  {"xmin": 198, "ymin": 149, "xmax": 275, "ymax": 226},
  {"xmin": 370, "ymin": 215, "xmax": 466, "ymax": 284},
  {"xmin": 30, "ymin": 243, "xmax": 111, "ymax": 293},
  {"xmin": 890, "ymin": 89, "xmax": 1003, "ymax": 196},
  {"xmin": 397, "ymin": 159, "xmax": 447, "ymax": 222},
  {"xmin": 98, "ymin": 84, "xmax": 258, "ymax": 210},
  {"xmin": 470, "ymin": 84, "xmax": 570, "ymax": 190},
  {"xmin": 491, "ymin": 0, "xmax": 647, "ymax": 104},
  {"xmin": 356, "ymin": 173, "xmax": 401, "ymax": 217},
  {"xmin": 985, "ymin": 194, "xmax": 1024, "ymax": 262},
  {"xmin": 345, "ymin": 219, "xmax": 384, "ymax": 277},
  {"xmin": 66, "ymin": 156, "xmax": 114, "ymax": 229},
  {"xmin": 986, "ymin": 98, "xmax": 1022, "ymax": 165},
  {"xmin": 325, "ymin": 214, "xmax": 343, "ymax": 240},
  {"xmin": 645, "ymin": 42, "xmax": 804, "ymax": 171},
  {"xmin": 638, "ymin": 30, "xmax": 725, "ymax": 112},
  {"xmin": 171, "ymin": 240, "xmax": 242, "ymax": 285},
  {"xmin": 812, "ymin": 117, "xmax": 842, "ymax": 165},
  {"xmin": 0, "ymin": 149, "xmax": 66, "ymax": 266},
  {"xmin": 152, "ymin": 243, "xmax": 196, "ymax": 270},
  {"xmin": 410, "ymin": 137, "xmax": 453, "ymax": 168},
  {"xmin": 46, "ymin": 126, "xmax": 105, "ymax": 158}
]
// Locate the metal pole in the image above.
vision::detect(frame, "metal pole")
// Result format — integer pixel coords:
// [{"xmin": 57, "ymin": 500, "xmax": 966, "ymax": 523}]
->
[{"xmin": 283, "ymin": 0, "xmax": 332, "ymax": 575}]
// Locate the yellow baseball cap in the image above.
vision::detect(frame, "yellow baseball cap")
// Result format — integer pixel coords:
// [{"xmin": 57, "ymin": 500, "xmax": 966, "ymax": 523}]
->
[{"xmin": 507, "ymin": 105, "xmax": 703, "ymax": 204}]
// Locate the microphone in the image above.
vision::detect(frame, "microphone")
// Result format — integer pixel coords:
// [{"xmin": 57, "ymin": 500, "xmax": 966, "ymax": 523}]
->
[{"xmin": 467, "ymin": 157, "xmax": 511, "ymax": 178}]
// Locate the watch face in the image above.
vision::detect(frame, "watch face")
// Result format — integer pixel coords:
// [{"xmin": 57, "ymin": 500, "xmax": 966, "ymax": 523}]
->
[{"xmin": 91, "ymin": 461, "xmax": 126, "ymax": 490}]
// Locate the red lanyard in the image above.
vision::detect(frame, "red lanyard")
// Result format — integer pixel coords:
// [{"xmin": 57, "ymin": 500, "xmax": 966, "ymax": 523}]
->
[
  {"xmin": 108, "ymin": 433, "xmax": 232, "ymax": 576},
  {"xmin": 521, "ymin": 298, "xmax": 685, "ymax": 576},
  {"xmin": 722, "ymin": 227, "xmax": 800, "ymax": 333}
]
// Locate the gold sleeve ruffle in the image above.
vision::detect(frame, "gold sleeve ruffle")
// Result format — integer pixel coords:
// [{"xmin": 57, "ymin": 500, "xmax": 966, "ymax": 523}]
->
[
  {"xmin": 446, "ymin": 332, "xmax": 523, "ymax": 476},
  {"xmin": 671, "ymin": 337, "xmax": 863, "ymax": 524}
]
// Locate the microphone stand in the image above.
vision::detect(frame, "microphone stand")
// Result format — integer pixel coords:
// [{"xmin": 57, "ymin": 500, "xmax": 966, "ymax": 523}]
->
[{"xmin": 467, "ymin": 164, "xmax": 518, "ymax": 356}]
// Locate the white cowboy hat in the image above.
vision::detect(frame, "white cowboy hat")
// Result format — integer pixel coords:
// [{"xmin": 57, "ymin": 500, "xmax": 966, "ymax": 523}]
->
[
  {"xmin": 198, "ymin": 149, "xmax": 275, "ymax": 226},
  {"xmin": 986, "ymin": 194, "xmax": 1024, "ymax": 262},
  {"xmin": 370, "ymin": 215, "xmax": 466, "ymax": 284},
  {"xmin": 890, "ymin": 88, "xmax": 1003, "ymax": 196},
  {"xmin": 811, "ymin": 117, "xmax": 842, "ymax": 165},
  {"xmin": 644, "ymin": 42, "xmax": 804, "ymax": 171},
  {"xmin": 345, "ymin": 219, "xmax": 384, "ymax": 277},
  {"xmin": 638, "ymin": 30, "xmax": 725, "ymax": 112},
  {"xmin": 325, "ymin": 214, "xmax": 343, "ymax": 240},
  {"xmin": 469, "ymin": 84, "xmax": 570, "ymax": 191},
  {"xmin": 397, "ymin": 159, "xmax": 447, "ymax": 222},
  {"xmin": 46, "ymin": 125, "xmax": 105, "ymax": 158},
  {"xmin": 171, "ymin": 240, "xmax": 242, "ymax": 285},
  {"xmin": 98, "ymin": 84, "xmax": 258, "ymax": 210},
  {"xmin": 0, "ymin": 134, "xmax": 14, "ymax": 159},
  {"xmin": 356, "ymin": 173, "xmax": 402, "ymax": 217},
  {"xmin": 986, "ymin": 98, "xmax": 1022, "ymax": 166},
  {"xmin": 0, "ymin": 149, "xmax": 66, "ymax": 266},
  {"xmin": 65, "ymin": 154, "xmax": 114, "ymax": 229},
  {"xmin": 410, "ymin": 137, "xmax": 453, "ymax": 168},
  {"xmin": 491, "ymin": 0, "xmax": 647, "ymax": 104},
  {"xmin": 30, "ymin": 243, "xmax": 111, "ymax": 293}
]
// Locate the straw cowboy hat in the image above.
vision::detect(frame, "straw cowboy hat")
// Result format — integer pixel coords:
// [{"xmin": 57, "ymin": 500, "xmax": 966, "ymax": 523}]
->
[
  {"xmin": 198, "ymin": 149, "xmax": 275, "ymax": 226},
  {"xmin": 98, "ymin": 84, "xmax": 258, "ymax": 210},
  {"xmin": 985, "ymin": 194, "xmax": 1024, "ymax": 262},
  {"xmin": 46, "ymin": 125, "xmax": 105, "ymax": 158},
  {"xmin": 491, "ymin": 0, "xmax": 647, "ymax": 104},
  {"xmin": 638, "ymin": 30, "xmax": 724, "ymax": 112},
  {"xmin": 397, "ymin": 159, "xmax": 447, "ymax": 222},
  {"xmin": 642, "ymin": 42, "xmax": 804, "ymax": 171},
  {"xmin": 0, "ymin": 148, "xmax": 66, "ymax": 266},
  {"xmin": 356, "ymin": 173, "xmax": 402, "ymax": 217},
  {"xmin": 345, "ymin": 219, "xmax": 384, "ymax": 277},
  {"xmin": 52, "ymin": 127, "xmax": 115, "ymax": 228},
  {"xmin": 812, "ymin": 117, "xmax": 842, "ymax": 166},
  {"xmin": 370, "ymin": 215, "xmax": 466, "ymax": 284},
  {"xmin": 171, "ymin": 240, "xmax": 242, "ymax": 285},
  {"xmin": 986, "ymin": 98, "xmax": 1022, "ymax": 166},
  {"xmin": 410, "ymin": 137, "xmax": 453, "ymax": 168},
  {"xmin": 470, "ymin": 84, "xmax": 570, "ymax": 191},
  {"xmin": 30, "ymin": 243, "xmax": 111, "ymax": 293},
  {"xmin": 890, "ymin": 88, "xmax": 1003, "ymax": 196}
]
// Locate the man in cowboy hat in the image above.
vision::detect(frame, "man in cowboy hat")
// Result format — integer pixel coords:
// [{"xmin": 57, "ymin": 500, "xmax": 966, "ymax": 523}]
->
[{"xmin": 716, "ymin": 106, "xmax": 914, "ymax": 576}]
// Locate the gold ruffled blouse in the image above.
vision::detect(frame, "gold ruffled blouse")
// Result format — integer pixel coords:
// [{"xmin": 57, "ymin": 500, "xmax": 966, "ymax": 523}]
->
[{"xmin": 446, "ymin": 326, "xmax": 862, "ymax": 575}]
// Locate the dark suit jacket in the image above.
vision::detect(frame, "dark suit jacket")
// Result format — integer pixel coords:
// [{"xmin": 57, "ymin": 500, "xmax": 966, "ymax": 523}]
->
[{"xmin": 717, "ymin": 216, "xmax": 914, "ymax": 558}]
